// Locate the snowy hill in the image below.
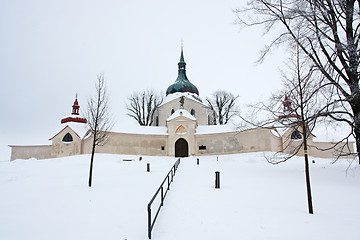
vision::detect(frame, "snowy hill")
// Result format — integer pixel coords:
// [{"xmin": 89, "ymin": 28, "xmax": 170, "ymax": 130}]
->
[{"xmin": 0, "ymin": 153, "xmax": 359, "ymax": 240}]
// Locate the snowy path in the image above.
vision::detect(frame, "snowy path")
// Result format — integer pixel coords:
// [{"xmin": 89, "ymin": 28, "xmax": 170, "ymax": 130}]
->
[{"xmin": 151, "ymin": 154, "xmax": 360, "ymax": 240}]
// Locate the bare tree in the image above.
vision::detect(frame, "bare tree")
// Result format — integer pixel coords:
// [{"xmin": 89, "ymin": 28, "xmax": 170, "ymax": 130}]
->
[
  {"xmin": 126, "ymin": 89, "xmax": 163, "ymax": 126},
  {"xmin": 235, "ymin": 0, "xmax": 360, "ymax": 163},
  {"xmin": 86, "ymin": 73, "xmax": 113, "ymax": 187},
  {"xmin": 238, "ymin": 46, "xmax": 317, "ymax": 213},
  {"xmin": 206, "ymin": 91, "xmax": 238, "ymax": 125},
  {"xmin": 282, "ymin": 47, "xmax": 315, "ymax": 214}
]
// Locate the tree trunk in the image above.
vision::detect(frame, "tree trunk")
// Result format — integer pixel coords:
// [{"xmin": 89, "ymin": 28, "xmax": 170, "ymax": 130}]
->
[
  {"xmin": 354, "ymin": 118, "xmax": 360, "ymax": 164},
  {"xmin": 302, "ymin": 108, "xmax": 313, "ymax": 214},
  {"xmin": 350, "ymin": 90, "xmax": 360, "ymax": 163},
  {"xmin": 303, "ymin": 141, "xmax": 314, "ymax": 214},
  {"xmin": 88, "ymin": 134, "xmax": 97, "ymax": 187},
  {"xmin": 297, "ymin": 50, "xmax": 313, "ymax": 214}
]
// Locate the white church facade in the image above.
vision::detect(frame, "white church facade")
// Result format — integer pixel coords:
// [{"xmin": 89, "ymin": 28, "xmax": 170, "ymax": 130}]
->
[{"xmin": 9, "ymin": 48, "xmax": 353, "ymax": 161}]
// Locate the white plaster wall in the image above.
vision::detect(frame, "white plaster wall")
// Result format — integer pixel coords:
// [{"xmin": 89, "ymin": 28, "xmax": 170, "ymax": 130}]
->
[
  {"xmin": 309, "ymin": 141, "xmax": 354, "ymax": 158},
  {"xmin": 155, "ymin": 96, "xmax": 213, "ymax": 126},
  {"xmin": 10, "ymin": 122, "xmax": 352, "ymax": 160},
  {"xmin": 82, "ymin": 132, "xmax": 168, "ymax": 156},
  {"xmin": 10, "ymin": 145, "xmax": 53, "ymax": 161},
  {"xmin": 195, "ymin": 128, "xmax": 281, "ymax": 155}
]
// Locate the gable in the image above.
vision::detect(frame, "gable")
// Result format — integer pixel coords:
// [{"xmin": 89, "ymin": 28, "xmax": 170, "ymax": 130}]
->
[
  {"xmin": 160, "ymin": 93, "xmax": 206, "ymax": 109},
  {"xmin": 49, "ymin": 125, "xmax": 82, "ymax": 141},
  {"xmin": 167, "ymin": 109, "xmax": 196, "ymax": 122}
]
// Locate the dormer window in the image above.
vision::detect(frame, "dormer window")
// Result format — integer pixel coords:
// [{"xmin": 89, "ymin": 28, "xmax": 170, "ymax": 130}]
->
[{"xmin": 62, "ymin": 133, "xmax": 73, "ymax": 142}]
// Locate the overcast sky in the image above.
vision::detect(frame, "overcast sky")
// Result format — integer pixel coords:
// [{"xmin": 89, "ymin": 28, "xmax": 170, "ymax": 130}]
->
[{"xmin": 1, "ymin": 0, "xmax": 288, "ymax": 160}]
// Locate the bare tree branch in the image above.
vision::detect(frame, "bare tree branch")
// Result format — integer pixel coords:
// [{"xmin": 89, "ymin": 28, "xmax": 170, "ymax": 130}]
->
[
  {"xmin": 206, "ymin": 91, "xmax": 239, "ymax": 125},
  {"xmin": 126, "ymin": 89, "xmax": 163, "ymax": 126}
]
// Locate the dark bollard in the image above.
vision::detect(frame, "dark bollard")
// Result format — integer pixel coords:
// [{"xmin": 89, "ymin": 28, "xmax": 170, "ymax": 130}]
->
[
  {"xmin": 147, "ymin": 163, "xmax": 150, "ymax": 172},
  {"xmin": 197, "ymin": 158, "xmax": 199, "ymax": 165},
  {"xmin": 215, "ymin": 171, "xmax": 220, "ymax": 189}
]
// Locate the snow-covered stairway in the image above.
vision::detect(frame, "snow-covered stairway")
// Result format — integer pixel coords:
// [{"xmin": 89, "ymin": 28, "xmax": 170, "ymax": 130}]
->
[
  {"xmin": 147, "ymin": 158, "xmax": 181, "ymax": 239},
  {"xmin": 149, "ymin": 155, "xmax": 251, "ymax": 239}
]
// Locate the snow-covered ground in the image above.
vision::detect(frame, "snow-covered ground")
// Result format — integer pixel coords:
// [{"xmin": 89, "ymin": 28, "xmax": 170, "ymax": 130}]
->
[{"xmin": 0, "ymin": 153, "xmax": 359, "ymax": 240}]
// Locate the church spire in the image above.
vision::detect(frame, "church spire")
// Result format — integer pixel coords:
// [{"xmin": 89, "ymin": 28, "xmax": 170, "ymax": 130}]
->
[
  {"xmin": 166, "ymin": 44, "xmax": 199, "ymax": 96},
  {"xmin": 178, "ymin": 43, "xmax": 186, "ymax": 68}
]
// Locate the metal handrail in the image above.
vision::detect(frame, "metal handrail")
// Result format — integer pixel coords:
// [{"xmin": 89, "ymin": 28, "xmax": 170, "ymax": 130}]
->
[{"xmin": 147, "ymin": 158, "xmax": 181, "ymax": 239}]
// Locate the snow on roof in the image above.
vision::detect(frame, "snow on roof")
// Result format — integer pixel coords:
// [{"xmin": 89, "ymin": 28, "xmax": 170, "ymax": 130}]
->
[
  {"xmin": 272, "ymin": 127, "xmax": 289, "ymax": 137},
  {"xmin": 167, "ymin": 109, "xmax": 196, "ymax": 121},
  {"xmin": 8, "ymin": 142, "xmax": 52, "ymax": 147},
  {"xmin": 50, "ymin": 122, "xmax": 89, "ymax": 140},
  {"xmin": 67, "ymin": 122, "xmax": 90, "ymax": 138},
  {"xmin": 161, "ymin": 92, "xmax": 204, "ymax": 106},
  {"xmin": 195, "ymin": 124, "xmax": 238, "ymax": 135},
  {"xmin": 112, "ymin": 124, "xmax": 168, "ymax": 135},
  {"xmin": 312, "ymin": 124, "xmax": 355, "ymax": 142}
]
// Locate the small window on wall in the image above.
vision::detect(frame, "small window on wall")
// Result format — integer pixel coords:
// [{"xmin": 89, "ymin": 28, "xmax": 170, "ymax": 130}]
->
[
  {"xmin": 155, "ymin": 116, "xmax": 159, "ymax": 126},
  {"xmin": 199, "ymin": 145, "xmax": 206, "ymax": 150},
  {"xmin": 191, "ymin": 109, "xmax": 195, "ymax": 116},
  {"xmin": 208, "ymin": 115, "xmax": 211, "ymax": 125},
  {"xmin": 291, "ymin": 129, "xmax": 302, "ymax": 140},
  {"xmin": 161, "ymin": 146, "xmax": 165, "ymax": 150},
  {"xmin": 171, "ymin": 109, "xmax": 175, "ymax": 115},
  {"xmin": 62, "ymin": 133, "xmax": 73, "ymax": 142}
]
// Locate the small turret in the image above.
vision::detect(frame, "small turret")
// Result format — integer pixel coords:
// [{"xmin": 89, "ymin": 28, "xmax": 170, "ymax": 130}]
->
[
  {"xmin": 61, "ymin": 96, "xmax": 87, "ymax": 124},
  {"xmin": 283, "ymin": 95, "xmax": 292, "ymax": 113},
  {"xmin": 71, "ymin": 98, "xmax": 80, "ymax": 115},
  {"xmin": 279, "ymin": 95, "xmax": 299, "ymax": 119}
]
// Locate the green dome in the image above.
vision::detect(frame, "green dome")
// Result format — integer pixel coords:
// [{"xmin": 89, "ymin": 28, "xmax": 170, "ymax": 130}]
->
[{"xmin": 166, "ymin": 47, "xmax": 199, "ymax": 96}]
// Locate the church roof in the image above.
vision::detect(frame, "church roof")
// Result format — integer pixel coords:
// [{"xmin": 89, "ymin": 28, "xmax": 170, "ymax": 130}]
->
[
  {"xmin": 166, "ymin": 46, "xmax": 199, "ymax": 96},
  {"xmin": 167, "ymin": 109, "xmax": 196, "ymax": 121},
  {"xmin": 161, "ymin": 92, "xmax": 204, "ymax": 107},
  {"xmin": 49, "ymin": 122, "xmax": 90, "ymax": 140}
]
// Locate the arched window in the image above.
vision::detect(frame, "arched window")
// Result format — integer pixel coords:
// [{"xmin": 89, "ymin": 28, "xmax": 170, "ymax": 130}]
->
[
  {"xmin": 171, "ymin": 109, "xmax": 175, "ymax": 115},
  {"xmin": 62, "ymin": 133, "xmax": 73, "ymax": 142},
  {"xmin": 291, "ymin": 129, "xmax": 302, "ymax": 140},
  {"xmin": 191, "ymin": 109, "xmax": 195, "ymax": 116}
]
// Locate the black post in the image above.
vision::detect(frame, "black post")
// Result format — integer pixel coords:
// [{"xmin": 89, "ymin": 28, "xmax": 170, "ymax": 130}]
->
[
  {"xmin": 161, "ymin": 187, "xmax": 164, "ymax": 206},
  {"xmin": 215, "ymin": 171, "xmax": 220, "ymax": 189},
  {"xmin": 167, "ymin": 176, "xmax": 170, "ymax": 190},
  {"xmin": 197, "ymin": 158, "xmax": 199, "ymax": 165},
  {"xmin": 147, "ymin": 163, "xmax": 150, "ymax": 172},
  {"xmin": 147, "ymin": 204, "xmax": 152, "ymax": 239}
]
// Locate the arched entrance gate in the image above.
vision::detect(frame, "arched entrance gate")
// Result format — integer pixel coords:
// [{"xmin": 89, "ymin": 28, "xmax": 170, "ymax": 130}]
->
[{"xmin": 175, "ymin": 138, "xmax": 189, "ymax": 157}]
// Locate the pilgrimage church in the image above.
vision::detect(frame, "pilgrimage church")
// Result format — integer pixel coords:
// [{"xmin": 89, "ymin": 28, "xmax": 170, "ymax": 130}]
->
[{"xmin": 9, "ymin": 47, "xmax": 352, "ymax": 161}]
